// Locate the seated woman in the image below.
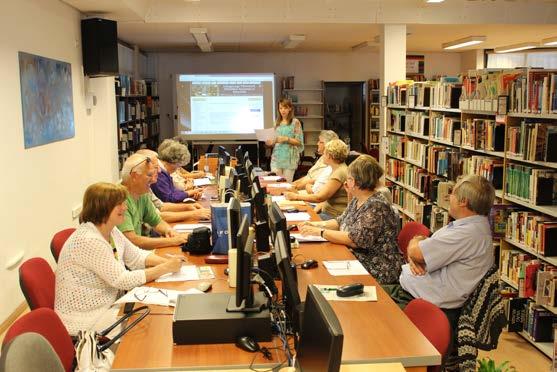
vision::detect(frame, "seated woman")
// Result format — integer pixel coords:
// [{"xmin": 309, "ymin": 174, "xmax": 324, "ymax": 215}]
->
[
  {"xmin": 292, "ymin": 130, "xmax": 338, "ymax": 191},
  {"xmin": 54, "ymin": 182, "xmax": 182, "ymax": 336},
  {"xmin": 151, "ymin": 139, "xmax": 202, "ymax": 202},
  {"xmin": 298, "ymin": 155, "xmax": 405, "ymax": 284},
  {"xmin": 171, "ymin": 135, "xmax": 206, "ymax": 191},
  {"xmin": 284, "ymin": 139, "xmax": 349, "ymax": 220}
]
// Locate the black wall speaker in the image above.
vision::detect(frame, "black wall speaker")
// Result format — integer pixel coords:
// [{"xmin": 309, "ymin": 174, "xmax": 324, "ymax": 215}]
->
[{"xmin": 81, "ymin": 18, "xmax": 118, "ymax": 77}]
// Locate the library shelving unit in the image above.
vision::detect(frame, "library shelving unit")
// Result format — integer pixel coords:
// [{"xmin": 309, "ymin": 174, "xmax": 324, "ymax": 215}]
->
[
  {"xmin": 115, "ymin": 76, "xmax": 160, "ymax": 170},
  {"xmin": 367, "ymin": 78, "xmax": 381, "ymax": 155},
  {"xmin": 281, "ymin": 76, "xmax": 324, "ymax": 157},
  {"xmin": 384, "ymin": 68, "xmax": 557, "ymax": 358}
]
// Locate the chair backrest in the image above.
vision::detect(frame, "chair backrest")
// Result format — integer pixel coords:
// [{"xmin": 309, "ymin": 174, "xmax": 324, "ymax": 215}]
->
[
  {"xmin": 19, "ymin": 257, "xmax": 55, "ymax": 310},
  {"xmin": 50, "ymin": 228, "xmax": 75, "ymax": 262},
  {"xmin": 397, "ymin": 221, "xmax": 431, "ymax": 260},
  {"xmin": 404, "ymin": 299, "xmax": 451, "ymax": 372},
  {"xmin": 3, "ymin": 308, "xmax": 75, "ymax": 372},
  {"xmin": 0, "ymin": 332, "xmax": 65, "ymax": 372}
]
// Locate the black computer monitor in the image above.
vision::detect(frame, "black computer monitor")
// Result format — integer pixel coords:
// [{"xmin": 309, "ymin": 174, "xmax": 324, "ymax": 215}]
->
[
  {"xmin": 236, "ymin": 145, "xmax": 244, "ymax": 161},
  {"xmin": 243, "ymin": 151, "xmax": 250, "ymax": 166},
  {"xmin": 269, "ymin": 202, "xmax": 290, "ymax": 255},
  {"xmin": 297, "ymin": 285, "xmax": 344, "ymax": 372},
  {"xmin": 218, "ymin": 158, "xmax": 226, "ymax": 177},
  {"xmin": 245, "ymin": 158, "xmax": 254, "ymax": 183},
  {"xmin": 251, "ymin": 182, "xmax": 267, "ymax": 221},
  {"xmin": 228, "ymin": 168, "xmax": 238, "ymax": 191},
  {"xmin": 238, "ymin": 173, "xmax": 250, "ymax": 196},
  {"xmin": 227, "ymin": 197, "xmax": 241, "ymax": 251},
  {"xmin": 275, "ymin": 230, "xmax": 302, "ymax": 333}
]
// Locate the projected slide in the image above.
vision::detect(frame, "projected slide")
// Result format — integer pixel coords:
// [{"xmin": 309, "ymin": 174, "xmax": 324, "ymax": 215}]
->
[{"xmin": 176, "ymin": 74, "xmax": 275, "ymax": 140}]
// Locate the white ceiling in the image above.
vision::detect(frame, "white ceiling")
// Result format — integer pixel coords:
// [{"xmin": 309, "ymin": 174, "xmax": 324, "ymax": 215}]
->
[{"xmin": 61, "ymin": 0, "xmax": 557, "ymax": 52}]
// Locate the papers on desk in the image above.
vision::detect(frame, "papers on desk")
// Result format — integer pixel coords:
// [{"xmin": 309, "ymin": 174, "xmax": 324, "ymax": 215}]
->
[
  {"xmin": 115, "ymin": 287, "xmax": 204, "ymax": 307},
  {"xmin": 314, "ymin": 284, "xmax": 377, "ymax": 302},
  {"xmin": 284, "ymin": 212, "xmax": 311, "ymax": 222},
  {"xmin": 261, "ymin": 175, "xmax": 283, "ymax": 182},
  {"xmin": 193, "ymin": 178, "xmax": 212, "ymax": 187},
  {"xmin": 290, "ymin": 233, "xmax": 327, "ymax": 242},
  {"xmin": 266, "ymin": 183, "xmax": 293, "ymax": 189},
  {"xmin": 155, "ymin": 265, "xmax": 215, "ymax": 283},
  {"xmin": 323, "ymin": 260, "xmax": 369, "ymax": 276},
  {"xmin": 271, "ymin": 196, "xmax": 305, "ymax": 206},
  {"xmin": 173, "ymin": 223, "xmax": 211, "ymax": 233},
  {"xmin": 254, "ymin": 128, "xmax": 275, "ymax": 142}
]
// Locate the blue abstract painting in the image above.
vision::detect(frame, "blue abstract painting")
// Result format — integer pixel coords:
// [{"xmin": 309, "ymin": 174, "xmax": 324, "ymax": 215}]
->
[{"xmin": 18, "ymin": 52, "xmax": 75, "ymax": 149}]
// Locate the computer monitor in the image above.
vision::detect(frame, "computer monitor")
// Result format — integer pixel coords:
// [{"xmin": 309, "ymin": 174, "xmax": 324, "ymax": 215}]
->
[
  {"xmin": 218, "ymin": 158, "xmax": 226, "ymax": 177},
  {"xmin": 296, "ymin": 285, "xmax": 344, "ymax": 372},
  {"xmin": 243, "ymin": 151, "xmax": 250, "ymax": 167},
  {"xmin": 238, "ymin": 173, "xmax": 250, "ymax": 197},
  {"xmin": 245, "ymin": 158, "xmax": 254, "ymax": 183},
  {"xmin": 269, "ymin": 202, "xmax": 291, "ymax": 256},
  {"xmin": 275, "ymin": 230, "xmax": 302, "ymax": 333},
  {"xmin": 236, "ymin": 145, "xmax": 244, "ymax": 162},
  {"xmin": 251, "ymin": 182, "xmax": 270, "ymax": 252},
  {"xmin": 228, "ymin": 168, "xmax": 238, "ymax": 191},
  {"xmin": 227, "ymin": 197, "xmax": 241, "ymax": 251}
]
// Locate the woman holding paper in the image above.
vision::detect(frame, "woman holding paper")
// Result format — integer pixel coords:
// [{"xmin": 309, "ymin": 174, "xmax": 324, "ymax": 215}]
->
[
  {"xmin": 55, "ymin": 182, "xmax": 182, "ymax": 336},
  {"xmin": 298, "ymin": 155, "xmax": 404, "ymax": 284},
  {"xmin": 265, "ymin": 98, "xmax": 304, "ymax": 182}
]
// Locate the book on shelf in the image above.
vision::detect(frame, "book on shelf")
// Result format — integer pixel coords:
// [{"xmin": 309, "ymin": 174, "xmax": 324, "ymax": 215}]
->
[
  {"xmin": 506, "ymin": 210, "xmax": 557, "ymax": 255},
  {"xmin": 462, "ymin": 118, "xmax": 505, "ymax": 152},
  {"xmin": 507, "ymin": 121, "xmax": 557, "ymax": 163},
  {"xmin": 435, "ymin": 181, "xmax": 454, "ymax": 210},
  {"xmin": 406, "ymin": 111, "xmax": 429, "ymax": 137},
  {"xmin": 431, "ymin": 78, "xmax": 462, "ymax": 109},
  {"xmin": 505, "ymin": 297, "xmax": 528, "ymax": 332},
  {"xmin": 431, "ymin": 115, "xmax": 461, "ymax": 144},
  {"xmin": 489, "ymin": 204, "xmax": 519, "ymax": 238},
  {"xmin": 461, "ymin": 154, "xmax": 503, "ymax": 190},
  {"xmin": 281, "ymin": 76, "xmax": 295, "ymax": 90},
  {"xmin": 427, "ymin": 146, "xmax": 460, "ymax": 180},
  {"xmin": 536, "ymin": 269, "xmax": 557, "ymax": 307},
  {"xmin": 387, "ymin": 80, "xmax": 414, "ymax": 106},
  {"xmin": 523, "ymin": 301, "xmax": 555, "ymax": 342},
  {"xmin": 430, "ymin": 206, "xmax": 450, "ymax": 232},
  {"xmin": 407, "ymin": 81, "xmax": 433, "ymax": 107},
  {"xmin": 388, "ymin": 110, "xmax": 406, "ymax": 132},
  {"xmin": 368, "ymin": 78, "xmax": 380, "ymax": 90},
  {"xmin": 505, "ymin": 164, "xmax": 557, "ymax": 205}
]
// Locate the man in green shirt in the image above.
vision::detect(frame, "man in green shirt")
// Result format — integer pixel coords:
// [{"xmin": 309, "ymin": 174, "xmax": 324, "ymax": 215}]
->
[{"xmin": 118, "ymin": 154, "xmax": 189, "ymax": 250}]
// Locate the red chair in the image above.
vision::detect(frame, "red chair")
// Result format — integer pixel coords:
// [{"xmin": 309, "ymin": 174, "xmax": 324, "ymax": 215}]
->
[
  {"xmin": 397, "ymin": 221, "xmax": 431, "ymax": 261},
  {"xmin": 50, "ymin": 228, "xmax": 75, "ymax": 263},
  {"xmin": 404, "ymin": 299, "xmax": 451, "ymax": 372},
  {"xmin": 3, "ymin": 308, "xmax": 75, "ymax": 372},
  {"xmin": 19, "ymin": 258, "xmax": 55, "ymax": 310}
]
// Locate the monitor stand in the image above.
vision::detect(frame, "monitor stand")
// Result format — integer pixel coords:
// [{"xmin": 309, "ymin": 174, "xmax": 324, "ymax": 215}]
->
[{"xmin": 226, "ymin": 291, "xmax": 267, "ymax": 313}]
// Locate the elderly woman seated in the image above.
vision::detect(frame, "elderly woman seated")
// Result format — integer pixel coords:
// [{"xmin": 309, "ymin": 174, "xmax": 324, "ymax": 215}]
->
[
  {"xmin": 298, "ymin": 155, "xmax": 405, "ymax": 284},
  {"xmin": 151, "ymin": 139, "xmax": 202, "ymax": 202},
  {"xmin": 292, "ymin": 130, "xmax": 338, "ymax": 191},
  {"xmin": 54, "ymin": 182, "xmax": 182, "ymax": 336},
  {"xmin": 284, "ymin": 139, "xmax": 348, "ymax": 220}
]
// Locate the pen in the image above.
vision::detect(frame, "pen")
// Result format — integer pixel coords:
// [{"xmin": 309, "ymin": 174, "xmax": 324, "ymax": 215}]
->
[
  {"xmin": 320, "ymin": 287, "xmax": 338, "ymax": 292},
  {"xmin": 165, "ymin": 254, "xmax": 188, "ymax": 262}
]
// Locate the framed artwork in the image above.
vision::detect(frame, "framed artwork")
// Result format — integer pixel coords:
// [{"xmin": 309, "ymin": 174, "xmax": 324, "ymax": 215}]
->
[{"xmin": 18, "ymin": 52, "xmax": 75, "ymax": 148}]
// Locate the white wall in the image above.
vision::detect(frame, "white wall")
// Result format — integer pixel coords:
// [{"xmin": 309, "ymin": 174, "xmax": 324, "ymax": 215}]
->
[
  {"xmin": 0, "ymin": 0, "xmax": 118, "ymax": 321},
  {"xmin": 150, "ymin": 51, "xmax": 461, "ymax": 139}
]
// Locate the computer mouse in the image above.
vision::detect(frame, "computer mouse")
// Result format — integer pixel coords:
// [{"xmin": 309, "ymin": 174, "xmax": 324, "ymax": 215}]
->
[
  {"xmin": 224, "ymin": 267, "xmax": 230, "ymax": 276},
  {"xmin": 336, "ymin": 283, "xmax": 364, "ymax": 297},
  {"xmin": 196, "ymin": 281, "xmax": 212, "ymax": 292},
  {"xmin": 235, "ymin": 335, "xmax": 260, "ymax": 352},
  {"xmin": 301, "ymin": 259, "xmax": 318, "ymax": 270}
]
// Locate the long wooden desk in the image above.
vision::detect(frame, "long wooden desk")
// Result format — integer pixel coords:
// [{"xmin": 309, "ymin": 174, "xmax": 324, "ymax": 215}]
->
[{"xmin": 112, "ymin": 188, "xmax": 440, "ymax": 371}]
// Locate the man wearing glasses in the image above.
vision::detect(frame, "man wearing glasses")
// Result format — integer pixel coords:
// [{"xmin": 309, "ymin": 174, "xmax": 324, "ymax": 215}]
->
[{"xmin": 118, "ymin": 154, "xmax": 189, "ymax": 249}]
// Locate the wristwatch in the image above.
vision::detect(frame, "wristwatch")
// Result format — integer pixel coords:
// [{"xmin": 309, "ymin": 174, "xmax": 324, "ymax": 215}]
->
[{"xmin": 320, "ymin": 229, "xmax": 325, "ymax": 238}]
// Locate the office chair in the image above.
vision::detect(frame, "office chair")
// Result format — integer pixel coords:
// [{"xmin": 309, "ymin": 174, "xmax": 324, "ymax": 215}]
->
[
  {"xmin": 19, "ymin": 257, "xmax": 55, "ymax": 310},
  {"xmin": 0, "ymin": 332, "xmax": 65, "ymax": 372},
  {"xmin": 3, "ymin": 308, "xmax": 75, "ymax": 372},
  {"xmin": 50, "ymin": 228, "xmax": 75, "ymax": 262},
  {"xmin": 404, "ymin": 299, "xmax": 451, "ymax": 372},
  {"xmin": 397, "ymin": 222, "xmax": 431, "ymax": 261}
]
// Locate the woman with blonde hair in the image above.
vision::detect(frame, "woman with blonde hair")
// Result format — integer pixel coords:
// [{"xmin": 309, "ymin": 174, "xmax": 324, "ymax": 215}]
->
[
  {"xmin": 55, "ymin": 182, "xmax": 182, "ymax": 336},
  {"xmin": 265, "ymin": 98, "xmax": 304, "ymax": 182}
]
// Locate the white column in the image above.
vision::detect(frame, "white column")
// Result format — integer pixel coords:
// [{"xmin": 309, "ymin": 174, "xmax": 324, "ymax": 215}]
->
[{"xmin": 379, "ymin": 24, "xmax": 406, "ymax": 167}]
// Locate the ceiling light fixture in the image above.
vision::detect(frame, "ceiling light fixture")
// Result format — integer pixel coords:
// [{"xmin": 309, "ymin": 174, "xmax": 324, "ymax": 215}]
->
[
  {"xmin": 190, "ymin": 27, "xmax": 212, "ymax": 52},
  {"xmin": 494, "ymin": 42, "xmax": 538, "ymax": 53},
  {"xmin": 282, "ymin": 35, "xmax": 306, "ymax": 49},
  {"xmin": 542, "ymin": 37, "xmax": 557, "ymax": 46},
  {"xmin": 352, "ymin": 41, "xmax": 378, "ymax": 51},
  {"xmin": 426, "ymin": 0, "xmax": 445, "ymax": 3},
  {"xmin": 442, "ymin": 36, "xmax": 486, "ymax": 50}
]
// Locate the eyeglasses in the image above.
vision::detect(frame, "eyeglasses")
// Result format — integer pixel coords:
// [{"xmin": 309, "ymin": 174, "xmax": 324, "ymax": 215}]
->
[
  {"xmin": 130, "ymin": 157, "xmax": 152, "ymax": 174},
  {"xmin": 133, "ymin": 287, "xmax": 167, "ymax": 302}
]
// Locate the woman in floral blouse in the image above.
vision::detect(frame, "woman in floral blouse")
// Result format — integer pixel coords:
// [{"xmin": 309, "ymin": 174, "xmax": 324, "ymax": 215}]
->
[{"xmin": 299, "ymin": 154, "xmax": 404, "ymax": 284}]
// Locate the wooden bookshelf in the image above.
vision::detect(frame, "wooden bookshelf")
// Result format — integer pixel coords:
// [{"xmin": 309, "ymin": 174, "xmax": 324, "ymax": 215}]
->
[{"xmin": 366, "ymin": 79, "xmax": 381, "ymax": 156}]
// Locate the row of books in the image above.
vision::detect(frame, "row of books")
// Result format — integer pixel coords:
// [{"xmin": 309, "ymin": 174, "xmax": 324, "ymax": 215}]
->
[
  {"xmin": 116, "ymin": 75, "xmax": 149, "ymax": 96},
  {"xmin": 387, "ymin": 78, "xmax": 462, "ymax": 109},
  {"xmin": 505, "ymin": 164, "xmax": 557, "ymax": 205},
  {"xmin": 506, "ymin": 210, "xmax": 557, "ymax": 256},
  {"xmin": 390, "ymin": 185, "xmax": 425, "ymax": 218},
  {"xmin": 427, "ymin": 146, "xmax": 460, "ymax": 180},
  {"xmin": 505, "ymin": 297, "xmax": 555, "ymax": 342},
  {"xmin": 117, "ymin": 99, "xmax": 160, "ymax": 124},
  {"xmin": 118, "ymin": 119, "xmax": 160, "ymax": 152},
  {"xmin": 507, "ymin": 121, "xmax": 557, "ymax": 163},
  {"xmin": 385, "ymin": 159, "xmax": 430, "ymax": 195},
  {"xmin": 461, "ymin": 118, "xmax": 505, "ymax": 152},
  {"xmin": 461, "ymin": 155, "xmax": 504, "ymax": 190},
  {"xmin": 508, "ymin": 69, "xmax": 557, "ymax": 114},
  {"xmin": 431, "ymin": 115, "xmax": 461, "ymax": 144},
  {"xmin": 281, "ymin": 76, "xmax": 295, "ymax": 90}
]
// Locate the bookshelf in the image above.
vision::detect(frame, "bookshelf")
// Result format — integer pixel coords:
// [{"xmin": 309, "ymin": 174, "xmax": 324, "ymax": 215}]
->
[
  {"xmin": 116, "ymin": 75, "xmax": 160, "ymax": 170},
  {"xmin": 367, "ymin": 79, "xmax": 381, "ymax": 156},
  {"xmin": 281, "ymin": 76, "xmax": 324, "ymax": 157},
  {"xmin": 385, "ymin": 69, "xmax": 557, "ymax": 358}
]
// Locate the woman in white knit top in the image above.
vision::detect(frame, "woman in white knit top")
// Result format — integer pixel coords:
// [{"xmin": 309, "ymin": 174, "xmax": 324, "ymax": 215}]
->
[{"xmin": 54, "ymin": 182, "xmax": 182, "ymax": 336}]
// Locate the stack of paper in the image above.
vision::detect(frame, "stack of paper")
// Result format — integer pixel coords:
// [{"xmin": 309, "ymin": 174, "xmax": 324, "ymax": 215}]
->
[
  {"xmin": 314, "ymin": 284, "xmax": 377, "ymax": 302},
  {"xmin": 322, "ymin": 260, "xmax": 369, "ymax": 276},
  {"xmin": 193, "ymin": 178, "xmax": 212, "ymax": 187},
  {"xmin": 115, "ymin": 287, "xmax": 204, "ymax": 307},
  {"xmin": 284, "ymin": 212, "xmax": 311, "ymax": 222},
  {"xmin": 155, "ymin": 265, "xmax": 215, "ymax": 282},
  {"xmin": 290, "ymin": 233, "xmax": 327, "ymax": 242}
]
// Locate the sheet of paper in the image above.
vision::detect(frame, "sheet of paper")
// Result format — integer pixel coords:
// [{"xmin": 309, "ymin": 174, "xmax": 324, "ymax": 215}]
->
[
  {"xmin": 255, "ymin": 128, "xmax": 275, "ymax": 141},
  {"xmin": 155, "ymin": 265, "xmax": 215, "ymax": 283},
  {"xmin": 314, "ymin": 284, "xmax": 377, "ymax": 302},
  {"xmin": 322, "ymin": 260, "xmax": 369, "ymax": 276},
  {"xmin": 278, "ymin": 200, "xmax": 306, "ymax": 206},
  {"xmin": 173, "ymin": 223, "xmax": 211, "ymax": 233},
  {"xmin": 266, "ymin": 183, "xmax": 293, "ymax": 189},
  {"xmin": 115, "ymin": 287, "xmax": 204, "ymax": 307},
  {"xmin": 284, "ymin": 212, "xmax": 311, "ymax": 222},
  {"xmin": 290, "ymin": 233, "xmax": 327, "ymax": 242},
  {"xmin": 261, "ymin": 175, "xmax": 283, "ymax": 182},
  {"xmin": 271, "ymin": 195, "xmax": 286, "ymax": 203},
  {"xmin": 193, "ymin": 178, "xmax": 212, "ymax": 187}
]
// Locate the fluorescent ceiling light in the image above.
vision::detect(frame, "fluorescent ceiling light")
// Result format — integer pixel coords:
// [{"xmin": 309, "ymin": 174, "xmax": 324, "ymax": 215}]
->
[
  {"xmin": 426, "ymin": 0, "xmax": 445, "ymax": 3},
  {"xmin": 542, "ymin": 37, "xmax": 557, "ymax": 46},
  {"xmin": 442, "ymin": 36, "xmax": 486, "ymax": 50},
  {"xmin": 190, "ymin": 27, "xmax": 212, "ymax": 52},
  {"xmin": 494, "ymin": 42, "xmax": 538, "ymax": 53},
  {"xmin": 352, "ymin": 41, "xmax": 378, "ymax": 51},
  {"xmin": 282, "ymin": 35, "xmax": 306, "ymax": 49}
]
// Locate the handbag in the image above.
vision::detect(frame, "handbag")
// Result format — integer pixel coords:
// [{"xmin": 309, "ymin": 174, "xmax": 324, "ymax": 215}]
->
[{"xmin": 75, "ymin": 305, "xmax": 150, "ymax": 372}]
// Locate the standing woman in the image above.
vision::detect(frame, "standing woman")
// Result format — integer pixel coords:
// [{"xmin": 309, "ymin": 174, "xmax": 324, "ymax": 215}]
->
[{"xmin": 266, "ymin": 98, "xmax": 304, "ymax": 182}]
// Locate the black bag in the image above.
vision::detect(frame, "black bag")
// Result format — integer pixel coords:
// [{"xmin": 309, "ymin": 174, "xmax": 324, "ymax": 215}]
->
[{"xmin": 182, "ymin": 226, "xmax": 212, "ymax": 254}]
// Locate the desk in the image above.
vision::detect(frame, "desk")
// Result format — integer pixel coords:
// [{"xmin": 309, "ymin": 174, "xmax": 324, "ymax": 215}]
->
[{"xmin": 112, "ymin": 187, "xmax": 440, "ymax": 371}]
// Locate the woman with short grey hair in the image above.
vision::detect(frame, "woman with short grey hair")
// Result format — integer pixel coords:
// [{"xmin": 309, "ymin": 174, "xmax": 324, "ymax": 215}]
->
[{"xmin": 151, "ymin": 139, "xmax": 201, "ymax": 202}]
